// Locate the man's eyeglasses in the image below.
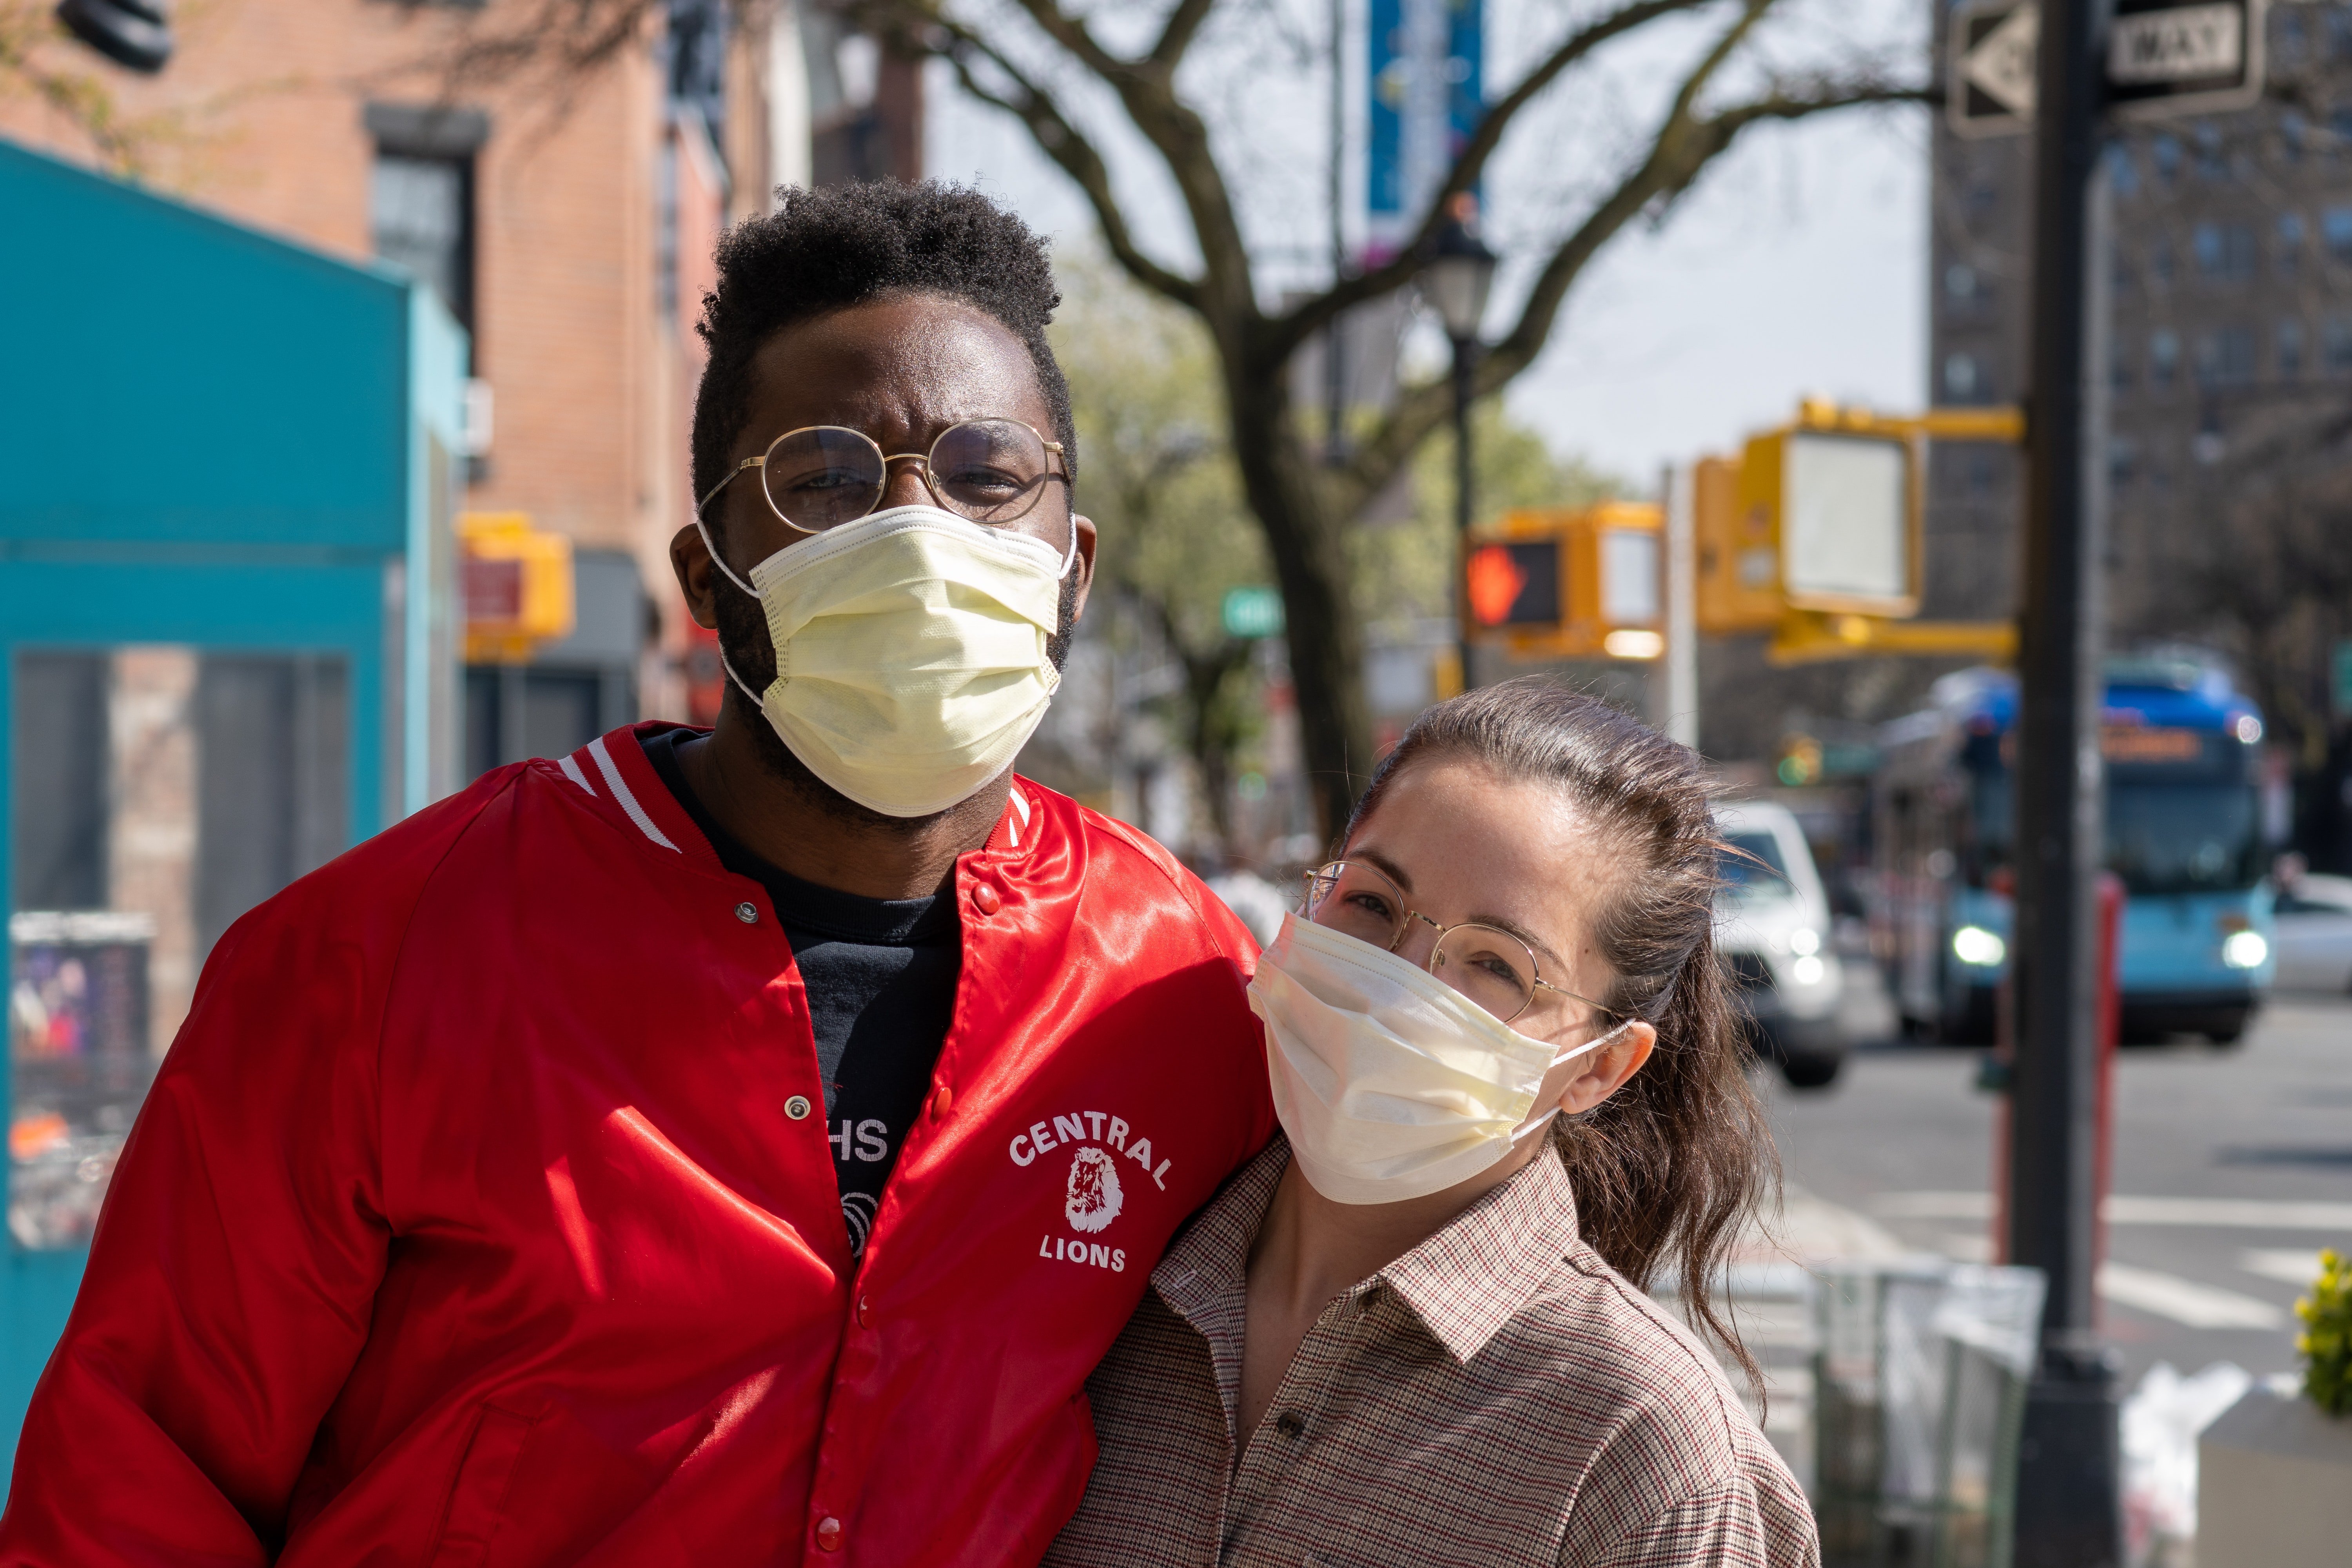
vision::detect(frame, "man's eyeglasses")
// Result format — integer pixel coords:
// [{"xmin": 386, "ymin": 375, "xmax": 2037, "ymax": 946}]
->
[
  {"xmin": 1301, "ymin": 858, "xmax": 1622, "ymax": 1031},
  {"xmin": 697, "ymin": 419, "xmax": 1070, "ymax": 536}
]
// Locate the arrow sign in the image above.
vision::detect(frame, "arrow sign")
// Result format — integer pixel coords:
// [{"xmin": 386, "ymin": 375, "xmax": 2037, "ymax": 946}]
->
[
  {"xmin": 1947, "ymin": 0, "xmax": 2267, "ymax": 136},
  {"xmin": 1950, "ymin": 1, "xmax": 2039, "ymax": 137}
]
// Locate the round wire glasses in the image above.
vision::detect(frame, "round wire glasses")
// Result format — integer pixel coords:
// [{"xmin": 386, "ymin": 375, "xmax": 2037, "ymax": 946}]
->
[
  {"xmin": 1301, "ymin": 858, "xmax": 1621, "ymax": 1030},
  {"xmin": 695, "ymin": 419, "xmax": 1071, "ymax": 537}
]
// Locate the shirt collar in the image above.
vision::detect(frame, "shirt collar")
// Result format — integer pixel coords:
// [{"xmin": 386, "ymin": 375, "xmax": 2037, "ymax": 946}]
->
[
  {"xmin": 1149, "ymin": 1132, "xmax": 1584, "ymax": 1367},
  {"xmin": 1379, "ymin": 1136, "xmax": 1583, "ymax": 1364}
]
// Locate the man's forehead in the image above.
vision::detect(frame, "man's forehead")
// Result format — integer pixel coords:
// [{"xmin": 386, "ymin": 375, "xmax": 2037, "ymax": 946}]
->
[{"xmin": 743, "ymin": 296, "xmax": 1049, "ymax": 437}]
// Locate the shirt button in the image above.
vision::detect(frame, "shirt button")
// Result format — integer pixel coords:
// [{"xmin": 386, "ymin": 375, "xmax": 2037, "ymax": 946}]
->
[
  {"xmin": 814, "ymin": 1516, "xmax": 844, "ymax": 1552},
  {"xmin": 734, "ymin": 901, "xmax": 758, "ymax": 924},
  {"xmin": 785, "ymin": 1095, "xmax": 812, "ymax": 1120},
  {"xmin": 971, "ymin": 884, "xmax": 1002, "ymax": 916},
  {"xmin": 1274, "ymin": 1412, "xmax": 1305, "ymax": 1437},
  {"xmin": 931, "ymin": 1085, "xmax": 954, "ymax": 1118}
]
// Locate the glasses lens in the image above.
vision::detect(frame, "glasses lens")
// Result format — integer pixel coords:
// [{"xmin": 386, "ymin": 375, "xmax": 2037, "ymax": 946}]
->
[
  {"xmin": 1431, "ymin": 924, "xmax": 1539, "ymax": 1022},
  {"xmin": 929, "ymin": 420, "xmax": 1056, "ymax": 524},
  {"xmin": 762, "ymin": 427, "xmax": 887, "ymax": 530},
  {"xmin": 1304, "ymin": 861, "xmax": 1408, "ymax": 951}
]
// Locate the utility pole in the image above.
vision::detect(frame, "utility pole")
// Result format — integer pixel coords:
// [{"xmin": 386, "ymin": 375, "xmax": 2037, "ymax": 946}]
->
[
  {"xmin": 2008, "ymin": 1, "xmax": 2122, "ymax": 1563},
  {"xmin": 1661, "ymin": 463, "xmax": 1698, "ymax": 750},
  {"xmin": 1325, "ymin": 0, "xmax": 1349, "ymax": 465}
]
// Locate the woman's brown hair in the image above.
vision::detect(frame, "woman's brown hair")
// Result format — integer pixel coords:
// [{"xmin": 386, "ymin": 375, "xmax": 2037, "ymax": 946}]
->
[{"xmin": 1342, "ymin": 678, "xmax": 1772, "ymax": 1389}]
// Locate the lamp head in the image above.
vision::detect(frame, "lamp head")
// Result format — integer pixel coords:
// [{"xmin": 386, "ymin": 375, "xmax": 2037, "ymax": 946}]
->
[{"xmin": 1423, "ymin": 192, "xmax": 1498, "ymax": 343}]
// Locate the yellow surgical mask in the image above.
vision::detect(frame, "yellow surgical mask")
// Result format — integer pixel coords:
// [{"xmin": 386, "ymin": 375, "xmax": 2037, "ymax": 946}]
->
[{"xmin": 699, "ymin": 505, "xmax": 1073, "ymax": 817}]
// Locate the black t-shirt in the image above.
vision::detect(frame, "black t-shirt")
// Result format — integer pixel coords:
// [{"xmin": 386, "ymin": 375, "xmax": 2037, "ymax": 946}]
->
[{"xmin": 639, "ymin": 729, "xmax": 960, "ymax": 1256}]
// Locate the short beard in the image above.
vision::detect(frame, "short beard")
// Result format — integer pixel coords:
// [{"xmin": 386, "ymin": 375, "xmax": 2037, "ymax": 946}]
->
[{"xmin": 711, "ymin": 563, "xmax": 1081, "ymax": 833}]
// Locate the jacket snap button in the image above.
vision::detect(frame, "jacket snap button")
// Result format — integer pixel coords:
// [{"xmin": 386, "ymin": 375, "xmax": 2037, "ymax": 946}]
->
[
  {"xmin": 784, "ymin": 1095, "xmax": 812, "ymax": 1120},
  {"xmin": 856, "ymin": 1295, "xmax": 871, "ymax": 1327},
  {"xmin": 971, "ymin": 884, "xmax": 1002, "ymax": 915},
  {"xmin": 734, "ymin": 901, "xmax": 758, "ymax": 924},
  {"xmin": 931, "ymin": 1085, "xmax": 953, "ymax": 1118},
  {"xmin": 814, "ymin": 1516, "xmax": 843, "ymax": 1552}
]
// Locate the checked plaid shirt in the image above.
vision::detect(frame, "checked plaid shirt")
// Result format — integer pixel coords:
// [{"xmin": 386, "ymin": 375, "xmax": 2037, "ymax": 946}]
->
[{"xmin": 1045, "ymin": 1135, "xmax": 1817, "ymax": 1568}]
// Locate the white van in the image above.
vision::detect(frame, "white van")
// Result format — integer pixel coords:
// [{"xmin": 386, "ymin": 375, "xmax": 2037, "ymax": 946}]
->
[{"xmin": 1713, "ymin": 800, "xmax": 1847, "ymax": 1087}]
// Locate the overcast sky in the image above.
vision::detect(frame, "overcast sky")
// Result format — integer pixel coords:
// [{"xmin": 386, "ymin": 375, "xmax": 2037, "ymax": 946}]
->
[{"xmin": 923, "ymin": 0, "xmax": 1931, "ymax": 490}]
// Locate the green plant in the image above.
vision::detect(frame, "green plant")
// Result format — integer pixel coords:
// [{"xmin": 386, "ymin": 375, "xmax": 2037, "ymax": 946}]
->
[{"xmin": 2297, "ymin": 1247, "xmax": 2351, "ymax": 1417}]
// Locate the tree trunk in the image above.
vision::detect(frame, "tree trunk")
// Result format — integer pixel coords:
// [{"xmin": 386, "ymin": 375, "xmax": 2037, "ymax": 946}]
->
[{"xmin": 1221, "ymin": 358, "xmax": 1372, "ymax": 846}]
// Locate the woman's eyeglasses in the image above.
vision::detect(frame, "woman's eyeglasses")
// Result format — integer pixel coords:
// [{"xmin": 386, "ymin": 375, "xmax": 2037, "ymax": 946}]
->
[
  {"xmin": 697, "ymin": 418, "xmax": 1070, "ymax": 535},
  {"xmin": 1301, "ymin": 859, "xmax": 1621, "ymax": 1031}
]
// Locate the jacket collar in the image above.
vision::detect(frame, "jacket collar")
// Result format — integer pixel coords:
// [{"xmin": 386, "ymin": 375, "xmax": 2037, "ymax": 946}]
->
[
  {"xmin": 1150, "ymin": 1131, "xmax": 1584, "ymax": 1368},
  {"xmin": 556, "ymin": 724, "xmax": 1042, "ymax": 878}
]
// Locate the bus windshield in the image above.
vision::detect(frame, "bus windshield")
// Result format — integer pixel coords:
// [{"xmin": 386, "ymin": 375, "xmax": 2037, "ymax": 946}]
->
[
  {"xmin": 2108, "ymin": 780, "xmax": 2261, "ymax": 894},
  {"xmin": 1959, "ymin": 741, "xmax": 2260, "ymax": 895}
]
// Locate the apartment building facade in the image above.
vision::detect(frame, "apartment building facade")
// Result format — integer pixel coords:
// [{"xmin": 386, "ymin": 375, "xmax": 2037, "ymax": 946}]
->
[{"xmin": 1928, "ymin": 0, "xmax": 2352, "ymax": 635}]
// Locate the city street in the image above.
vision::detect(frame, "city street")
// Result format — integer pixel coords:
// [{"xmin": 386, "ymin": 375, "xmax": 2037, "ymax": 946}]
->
[{"xmin": 1763, "ymin": 986, "xmax": 2352, "ymax": 1388}]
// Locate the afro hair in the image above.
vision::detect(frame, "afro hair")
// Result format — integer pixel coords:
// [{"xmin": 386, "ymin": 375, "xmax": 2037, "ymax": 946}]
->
[{"xmin": 690, "ymin": 180, "xmax": 1076, "ymax": 517}]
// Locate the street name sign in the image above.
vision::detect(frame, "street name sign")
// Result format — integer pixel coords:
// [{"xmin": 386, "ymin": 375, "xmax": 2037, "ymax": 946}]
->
[{"xmin": 1947, "ymin": 0, "xmax": 2268, "ymax": 136}]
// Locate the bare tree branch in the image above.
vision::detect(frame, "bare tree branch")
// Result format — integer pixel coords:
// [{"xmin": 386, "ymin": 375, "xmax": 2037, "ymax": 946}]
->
[
  {"xmin": 1147, "ymin": 0, "xmax": 1219, "ymax": 75},
  {"xmin": 1268, "ymin": 0, "xmax": 1722, "ymax": 356},
  {"xmin": 889, "ymin": 7, "xmax": 1205, "ymax": 308},
  {"xmin": 1339, "ymin": 48, "xmax": 1926, "ymax": 507}
]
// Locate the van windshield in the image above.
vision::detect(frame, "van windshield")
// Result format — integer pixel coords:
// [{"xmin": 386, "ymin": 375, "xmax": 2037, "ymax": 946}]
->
[{"xmin": 1719, "ymin": 829, "xmax": 1792, "ymax": 899}]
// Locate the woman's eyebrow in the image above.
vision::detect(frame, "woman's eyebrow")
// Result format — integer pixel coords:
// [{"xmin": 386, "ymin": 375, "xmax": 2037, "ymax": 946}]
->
[
  {"xmin": 1470, "ymin": 912, "xmax": 1567, "ymax": 972},
  {"xmin": 1352, "ymin": 847, "xmax": 1415, "ymax": 894}
]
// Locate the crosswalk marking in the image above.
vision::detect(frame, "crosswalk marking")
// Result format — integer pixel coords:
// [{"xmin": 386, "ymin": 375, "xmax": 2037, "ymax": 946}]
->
[
  {"xmin": 1873, "ymin": 1190, "xmax": 2352, "ymax": 1231},
  {"xmin": 2097, "ymin": 1262, "xmax": 2285, "ymax": 1330}
]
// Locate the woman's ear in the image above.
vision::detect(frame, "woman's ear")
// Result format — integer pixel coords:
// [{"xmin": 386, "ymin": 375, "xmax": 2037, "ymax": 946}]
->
[{"xmin": 1549, "ymin": 1022, "xmax": 1657, "ymax": 1118}]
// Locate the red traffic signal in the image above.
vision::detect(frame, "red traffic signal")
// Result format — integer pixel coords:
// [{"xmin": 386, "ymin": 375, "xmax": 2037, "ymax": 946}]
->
[{"xmin": 1465, "ymin": 541, "xmax": 1561, "ymax": 629}]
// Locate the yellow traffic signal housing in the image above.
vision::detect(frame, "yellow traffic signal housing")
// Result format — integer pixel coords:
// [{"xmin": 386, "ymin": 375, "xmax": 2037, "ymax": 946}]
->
[
  {"xmin": 1694, "ymin": 454, "xmax": 1778, "ymax": 634},
  {"xmin": 1697, "ymin": 401, "xmax": 1925, "ymax": 633},
  {"xmin": 459, "ymin": 512, "xmax": 575, "ymax": 664},
  {"xmin": 1463, "ymin": 502, "xmax": 1663, "ymax": 661}
]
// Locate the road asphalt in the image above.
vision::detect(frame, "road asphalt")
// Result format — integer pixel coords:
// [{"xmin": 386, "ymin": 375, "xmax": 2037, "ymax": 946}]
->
[{"xmin": 1756, "ymin": 981, "xmax": 2352, "ymax": 1390}]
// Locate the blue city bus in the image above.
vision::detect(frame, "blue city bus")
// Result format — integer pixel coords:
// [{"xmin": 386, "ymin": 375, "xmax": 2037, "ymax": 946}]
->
[{"xmin": 1875, "ymin": 655, "xmax": 2275, "ymax": 1044}]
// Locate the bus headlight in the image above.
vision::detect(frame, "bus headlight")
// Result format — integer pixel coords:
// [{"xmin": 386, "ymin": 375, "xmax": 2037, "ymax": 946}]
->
[
  {"xmin": 1789, "ymin": 927, "xmax": 1821, "ymax": 956},
  {"xmin": 1953, "ymin": 926, "xmax": 2006, "ymax": 967},
  {"xmin": 2221, "ymin": 930, "xmax": 2268, "ymax": 969},
  {"xmin": 1790, "ymin": 955, "xmax": 1827, "ymax": 986}
]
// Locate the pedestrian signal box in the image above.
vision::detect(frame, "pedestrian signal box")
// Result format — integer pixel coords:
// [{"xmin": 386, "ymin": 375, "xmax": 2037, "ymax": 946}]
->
[
  {"xmin": 1463, "ymin": 503, "xmax": 1662, "ymax": 661},
  {"xmin": 1696, "ymin": 402, "xmax": 1922, "ymax": 635},
  {"xmin": 460, "ymin": 513, "xmax": 576, "ymax": 664}
]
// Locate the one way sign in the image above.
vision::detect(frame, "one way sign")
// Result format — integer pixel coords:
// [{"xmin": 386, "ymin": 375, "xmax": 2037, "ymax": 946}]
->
[{"xmin": 1948, "ymin": 0, "xmax": 2269, "ymax": 138}]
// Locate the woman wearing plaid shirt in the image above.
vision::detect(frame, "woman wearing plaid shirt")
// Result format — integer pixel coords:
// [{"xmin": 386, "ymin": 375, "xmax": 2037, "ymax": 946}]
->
[{"xmin": 1049, "ymin": 682, "xmax": 1815, "ymax": 1568}]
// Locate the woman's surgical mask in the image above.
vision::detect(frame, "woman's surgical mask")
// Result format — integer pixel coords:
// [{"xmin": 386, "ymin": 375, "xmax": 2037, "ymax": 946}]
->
[
  {"xmin": 1248, "ymin": 912, "xmax": 1628, "ymax": 1205},
  {"xmin": 697, "ymin": 504, "xmax": 1078, "ymax": 818}
]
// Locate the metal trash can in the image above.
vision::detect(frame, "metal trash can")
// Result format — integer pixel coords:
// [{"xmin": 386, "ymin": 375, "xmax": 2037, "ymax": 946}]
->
[{"xmin": 1813, "ymin": 1259, "xmax": 2046, "ymax": 1568}]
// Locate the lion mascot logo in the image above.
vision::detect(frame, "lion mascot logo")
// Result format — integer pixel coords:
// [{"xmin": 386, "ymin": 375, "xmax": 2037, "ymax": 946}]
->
[{"xmin": 1064, "ymin": 1145, "xmax": 1123, "ymax": 1234}]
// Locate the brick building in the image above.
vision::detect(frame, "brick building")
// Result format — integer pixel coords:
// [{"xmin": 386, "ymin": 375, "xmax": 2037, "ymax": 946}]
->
[{"xmin": 7, "ymin": 0, "xmax": 923, "ymax": 776}]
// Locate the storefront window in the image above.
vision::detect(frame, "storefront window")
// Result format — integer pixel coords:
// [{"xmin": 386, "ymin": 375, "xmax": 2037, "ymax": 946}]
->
[{"xmin": 9, "ymin": 647, "xmax": 347, "ymax": 1248}]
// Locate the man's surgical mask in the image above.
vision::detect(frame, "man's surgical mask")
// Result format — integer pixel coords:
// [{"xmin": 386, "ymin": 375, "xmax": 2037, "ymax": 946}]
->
[
  {"xmin": 1248, "ymin": 913, "xmax": 1627, "ymax": 1205},
  {"xmin": 698, "ymin": 504, "xmax": 1078, "ymax": 818}
]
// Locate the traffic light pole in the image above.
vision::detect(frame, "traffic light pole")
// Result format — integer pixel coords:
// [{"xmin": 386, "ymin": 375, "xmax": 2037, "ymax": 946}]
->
[
  {"xmin": 1452, "ymin": 332, "xmax": 1477, "ymax": 692},
  {"xmin": 2009, "ymin": 2, "xmax": 2122, "ymax": 1563}
]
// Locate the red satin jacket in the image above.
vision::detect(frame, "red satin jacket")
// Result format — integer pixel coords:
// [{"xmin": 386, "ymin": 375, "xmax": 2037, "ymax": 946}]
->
[{"xmin": 0, "ymin": 724, "xmax": 1274, "ymax": 1566}]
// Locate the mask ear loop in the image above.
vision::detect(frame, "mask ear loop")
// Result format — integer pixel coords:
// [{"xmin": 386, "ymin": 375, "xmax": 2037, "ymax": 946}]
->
[
  {"xmin": 1509, "ymin": 1019, "xmax": 1635, "ymax": 1146},
  {"xmin": 693, "ymin": 513, "xmax": 761, "ymax": 600}
]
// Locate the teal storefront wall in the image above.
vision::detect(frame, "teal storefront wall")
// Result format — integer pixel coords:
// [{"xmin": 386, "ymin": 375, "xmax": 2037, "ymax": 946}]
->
[{"xmin": 0, "ymin": 138, "xmax": 465, "ymax": 1469}]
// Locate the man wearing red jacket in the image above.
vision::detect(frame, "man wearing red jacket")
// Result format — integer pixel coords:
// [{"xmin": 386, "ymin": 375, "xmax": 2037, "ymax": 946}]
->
[{"xmin": 0, "ymin": 183, "xmax": 1274, "ymax": 1564}]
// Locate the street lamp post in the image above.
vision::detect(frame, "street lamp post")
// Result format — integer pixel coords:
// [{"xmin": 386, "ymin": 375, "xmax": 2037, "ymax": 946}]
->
[{"xmin": 1424, "ymin": 196, "xmax": 1497, "ymax": 694}]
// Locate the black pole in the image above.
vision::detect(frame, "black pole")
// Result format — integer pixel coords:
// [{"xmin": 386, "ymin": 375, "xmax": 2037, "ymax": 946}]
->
[
  {"xmin": 1452, "ymin": 333, "xmax": 1476, "ymax": 691},
  {"xmin": 2008, "ymin": 1, "xmax": 2120, "ymax": 1563},
  {"xmin": 1325, "ymin": 0, "xmax": 1348, "ymax": 465}
]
